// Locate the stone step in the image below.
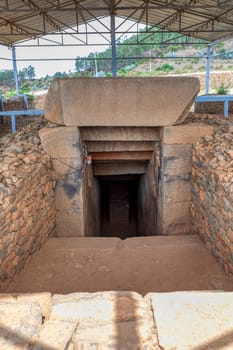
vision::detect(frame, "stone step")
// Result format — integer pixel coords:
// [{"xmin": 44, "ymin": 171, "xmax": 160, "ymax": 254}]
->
[
  {"xmin": 0, "ymin": 290, "xmax": 233, "ymax": 350},
  {"xmin": 147, "ymin": 291, "xmax": 233, "ymax": 350}
]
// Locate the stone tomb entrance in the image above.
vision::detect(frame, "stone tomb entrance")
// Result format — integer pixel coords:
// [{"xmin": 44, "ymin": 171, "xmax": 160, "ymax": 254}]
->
[
  {"xmin": 40, "ymin": 77, "xmax": 213, "ymax": 238},
  {"xmin": 98, "ymin": 175, "xmax": 139, "ymax": 238},
  {"xmin": 84, "ymin": 135, "xmax": 159, "ymax": 239}
]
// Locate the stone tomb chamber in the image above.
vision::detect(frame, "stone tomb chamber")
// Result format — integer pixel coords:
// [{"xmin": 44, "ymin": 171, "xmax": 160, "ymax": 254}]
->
[
  {"xmin": 1, "ymin": 77, "xmax": 233, "ymax": 350},
  {"xmin": 39, "ymin": 77, "xmax": 214, "ymax": 238}
]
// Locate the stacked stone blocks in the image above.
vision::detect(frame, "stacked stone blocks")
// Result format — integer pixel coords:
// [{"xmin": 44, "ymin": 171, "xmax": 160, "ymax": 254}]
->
[
  {"xmin": 192, "ymin": 129, "xmax": 233, "ymax": 275},
  {"xmin": 0, "ymin": 121, "xmax": 56, "ymax": 289}
]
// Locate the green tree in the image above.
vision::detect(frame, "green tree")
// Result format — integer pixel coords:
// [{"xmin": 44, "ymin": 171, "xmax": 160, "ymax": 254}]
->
[
  {"xmin": 0, "ymin": 70, "xmax": 14, "ymax": 85},
  {"xmin": 19, "ymin": 65, "xmax": 36, "ymax": 80}
]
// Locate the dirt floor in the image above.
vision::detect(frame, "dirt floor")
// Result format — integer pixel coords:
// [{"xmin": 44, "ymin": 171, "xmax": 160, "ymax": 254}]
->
[{"xmin": 5, "ymin": 235, "xmax": 233, "ymax": 295}]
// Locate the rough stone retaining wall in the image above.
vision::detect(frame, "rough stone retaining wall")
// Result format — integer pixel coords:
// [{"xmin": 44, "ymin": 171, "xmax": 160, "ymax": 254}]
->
[
  {"xmin": 0, "ymin": 119, "xmax": 56, "ymax": 289},
  {"xmin": 192, "ymin": 125, "xmax": 233, "ymax": 275},
  {"xmin": 195, "ymin": 100, "xmax": 233, "ymax": 115},
  {"xmin": 2, "ymin": 94, "xmax": 46, "ymax": 111}
]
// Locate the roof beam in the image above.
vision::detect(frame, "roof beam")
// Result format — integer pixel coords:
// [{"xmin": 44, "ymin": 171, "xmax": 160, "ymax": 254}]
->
[
  {"xmin": 0, "ymin": 16, "xmax": 33, "ymax": 38},
  {"xmin": 20, "ymin": 0, "xmax": 62, "ymax": 32}
]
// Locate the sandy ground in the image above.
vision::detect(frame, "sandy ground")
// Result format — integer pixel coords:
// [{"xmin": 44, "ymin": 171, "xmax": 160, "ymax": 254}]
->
[{"xmin": 5, "ymin": 235, "xmax": 233, "ymax": 295}]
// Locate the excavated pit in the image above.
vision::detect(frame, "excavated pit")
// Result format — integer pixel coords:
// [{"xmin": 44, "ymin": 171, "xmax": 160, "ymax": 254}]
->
[{"xmin": 1, "ymin": 78, "xmax": 233, "ymax": 349}]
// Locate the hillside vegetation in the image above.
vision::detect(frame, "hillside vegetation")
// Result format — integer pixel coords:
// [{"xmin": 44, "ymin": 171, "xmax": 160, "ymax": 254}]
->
[{"xmin": 1, "ymin": 28, "xmax": 233, "ymax": 97}]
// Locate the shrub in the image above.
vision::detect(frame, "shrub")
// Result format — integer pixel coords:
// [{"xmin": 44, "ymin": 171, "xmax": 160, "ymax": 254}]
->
[
  {"xmin": 216, "ymin": 84, "xmax": 230, "ymax": 95},
  {"xmin": 156, "ymin": 63, "xmax": 174, "ymax": 72}
]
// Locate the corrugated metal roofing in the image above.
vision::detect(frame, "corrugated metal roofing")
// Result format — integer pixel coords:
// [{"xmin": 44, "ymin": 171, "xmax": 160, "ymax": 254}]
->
[{"xmin": 1, "ymin": 0, "xmax": 233, "ymax": 46}]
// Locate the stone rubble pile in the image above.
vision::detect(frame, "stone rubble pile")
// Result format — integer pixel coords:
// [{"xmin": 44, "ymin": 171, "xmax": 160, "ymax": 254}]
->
[
  {"xmin": 192, "ymin": 126, "xmax": 233, "ymax": 274},
  {"xmin": 186, "ymin": 112, "xmax": 233, "ymax": 127},
  {"xmin": 0, "ymin": 117, "xmax": 56, "ymax": 289}
]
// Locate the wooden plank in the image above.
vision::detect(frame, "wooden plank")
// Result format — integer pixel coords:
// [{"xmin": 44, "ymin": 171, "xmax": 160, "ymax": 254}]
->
[
  {"xmin": 93, "ymin": 162, "xmax": 146, "ymax": 176},
  {"xmin": 90, "ymin": 151, "xmax": 153, "ymax": 161}
]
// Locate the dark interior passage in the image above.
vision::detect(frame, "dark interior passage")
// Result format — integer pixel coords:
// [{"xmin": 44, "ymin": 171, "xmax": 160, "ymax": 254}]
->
[{"xmin": 99, "ymin": 175, "xmax": 140, "ymax": 239}]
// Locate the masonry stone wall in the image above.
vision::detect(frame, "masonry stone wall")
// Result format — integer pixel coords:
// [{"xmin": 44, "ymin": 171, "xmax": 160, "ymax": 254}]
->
[
  {"xmin": 0, "ymin": 119, "xmax": 56, "ymax": 289},
  {"xmin": 2, "ymin": 94, "xmax": 46, "ymax": 111},
  {"xmin": 194, "ymin": 100, "xmax": 233, "ymax": 115},
  {"xmin": 192, "ymin": 127, "xmax": 233, "ymax": 275}
]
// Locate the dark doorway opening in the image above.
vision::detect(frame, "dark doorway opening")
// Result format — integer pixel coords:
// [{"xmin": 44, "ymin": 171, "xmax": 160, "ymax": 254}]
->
[{"xmin": 99, "ymin": 175, "xmax": 140, "ymax": 239}]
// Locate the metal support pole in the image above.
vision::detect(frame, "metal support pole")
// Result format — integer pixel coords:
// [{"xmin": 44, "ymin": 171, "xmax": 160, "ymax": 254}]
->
[
  {"xmin": 205, "ymin": 45, "xmax": 211, "ymax": 95},
  {"xmin": 111, "ymin": 13, "xmax": 117, "ymax": 77},
  {"xmin": 12, "ymin": 46, "xmax": 19, "ymax": 94},
  {"xmin": 94, "ymin": 52, "xmax": 98, "ymax": 77}
]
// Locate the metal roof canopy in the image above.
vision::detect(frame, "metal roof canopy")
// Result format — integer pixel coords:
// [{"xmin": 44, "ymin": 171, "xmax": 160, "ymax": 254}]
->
[
  {"xmin": 1, "ymin": 0, "xmax": 233, "ymax": 47},
  {"xmin": 1, "ymin": 1, "xmax": 233, "ymax": 89}
]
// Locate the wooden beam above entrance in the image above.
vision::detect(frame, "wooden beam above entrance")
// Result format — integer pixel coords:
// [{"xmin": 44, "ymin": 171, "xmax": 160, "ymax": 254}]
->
[{"xmin": 93, "ymin": 162, "xmax": 146, "ymax": 176}]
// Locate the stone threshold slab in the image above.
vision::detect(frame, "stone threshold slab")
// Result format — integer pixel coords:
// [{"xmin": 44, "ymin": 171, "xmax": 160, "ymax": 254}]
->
[{"xmin": 0, "ymin": 291, "xmax": 233, "ymax": 350}]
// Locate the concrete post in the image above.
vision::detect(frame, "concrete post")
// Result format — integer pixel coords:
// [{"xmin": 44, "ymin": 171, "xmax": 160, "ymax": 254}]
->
[
  {"xmin": 12, "ymin": 46, "xmax": 19, "ymax": 95},
  {"xmin": 205, "ymin": 45, "xmax": 211, "ymax": 95},
  {"xmin": 110, "ymin": 13, "xmax": 117, "ymax": 77}
]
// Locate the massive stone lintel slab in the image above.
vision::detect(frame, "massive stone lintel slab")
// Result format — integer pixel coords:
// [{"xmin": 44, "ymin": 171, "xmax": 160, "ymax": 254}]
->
[{"xmin": 44, "ymin": 77, "xmax": 200, "ymax": 127}]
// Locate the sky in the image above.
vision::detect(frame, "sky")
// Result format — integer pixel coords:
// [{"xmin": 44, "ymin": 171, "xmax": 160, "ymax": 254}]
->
[
  {"xmin": 0, "ymin": 18, "xmax": 143, "ymax": 78},
  {"xmin": 0, "ymin": 43, "xmax": 107, "ymax": 77}
]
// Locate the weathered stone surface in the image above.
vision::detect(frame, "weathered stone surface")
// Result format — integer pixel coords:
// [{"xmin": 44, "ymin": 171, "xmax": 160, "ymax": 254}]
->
[
  {"xmin": 162, "ymin": 201, "xmax": 191, "ymax": 226},
  {"xmin": 162, "ymin": 124, "xmax": 214, "ymax": 144},
  {"xmin": 17, "ymin": 293, "xmax": 52, "ymax": 320},
  {"xmin": 50, "ymin": 158, "xmax": 82, "ymax": 179},
  {"xmin": 80, "ymin": 127, "xmax": 160, "ymax": 141},
  {"xmin": 162, "ymin": 178, "xmax": 192, "ymax": 202},
  {"xmin": 55, "ymin": 172, "xmax": 85, "ymax": 236},
  {"xmin": 32, "ymin": 321, "xmax": 76, "ymax": 350},
  {"xmin": 50, "ymin": 291, "xmax": 158, "ymax": 350},
  {"xmin": 147, "ymin": 291, "xmax": 233, "ymax": 350},
  {"xmin": 158, "ymin": 123, "xmax": 215, "ymax": 236},
  {"xmin": 39, "ymin": 127, "xmax": 83, "ymax": 161},
  {"xmin": 39, "ymin": 127, "xmax": 85, "ymax": 237},
  {"xmin": 73, "ymin": 320, "xmax": 157, "ymax": 350},
  {"xmin": 45, "ymin": 77, "xmax": 200, "ymax": 127},
  {"xmin": 163, "ymin": 157, "xmax": 192, "ymax": 177},
  {"xmin": 56, "ymin": 209, "xmax": 85, "ymax": 237},
  {"xmin": 0, "ymin": 302, "xmax": 42, "ymax": 350},
  {"xmin": 162, "ymin": 143, "xmax": 192, "ymax": 158},
  {"xmin": 0, "ymin": 290, "xmax": 232, "ymax": 350},
  {"xmin": 51, "ymin": 292, "xmax": 150, "ymax": 325}
]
